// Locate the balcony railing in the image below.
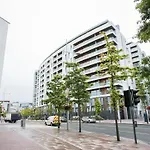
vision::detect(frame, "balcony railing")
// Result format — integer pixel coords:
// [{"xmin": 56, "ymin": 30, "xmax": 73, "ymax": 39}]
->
[
  {"xmin": 82, "ymin": 66, "xmax": 99, "ymax": 75},
  {"xmin": 79, "ymin": 59, "xmax": 99, "ymax": 68},
  {"xmin": 75, "ymin": 48, "xmax": 107, "ymax": 63},
  {"xmin": 75, "ymin": 38, "xmax": 117, "ymax": 62},
  {"xmin": 73, "ymin": 29, "xmax": 116, "ymax": 51}
]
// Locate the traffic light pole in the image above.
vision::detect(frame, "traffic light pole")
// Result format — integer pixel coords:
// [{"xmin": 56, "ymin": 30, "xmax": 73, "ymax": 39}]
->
[{"xmin": 129, "ymin": 86, "xmax": 137, "ymax": 144}]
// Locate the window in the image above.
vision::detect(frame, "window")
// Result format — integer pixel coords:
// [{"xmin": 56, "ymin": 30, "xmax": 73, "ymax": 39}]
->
[{"xmin": 58, "ymin": 51, "xmax": 62, "ymax": 56}]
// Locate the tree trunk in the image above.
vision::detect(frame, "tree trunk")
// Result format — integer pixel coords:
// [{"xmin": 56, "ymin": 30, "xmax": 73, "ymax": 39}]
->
[
  {"xmin": 78, "ymin": 103, "xmax": 81, "ymax": 132},
  {"xmin": 58, "ymin": 109, "xmax": 61, "ymax": 129},
  {"xmin": 114, "ymin": 107, "xmax": 120, "ymax": 141}
]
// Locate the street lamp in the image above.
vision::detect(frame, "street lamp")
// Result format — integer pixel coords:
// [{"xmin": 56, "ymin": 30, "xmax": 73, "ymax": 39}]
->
[{"xmin": 65, "ymin": 89, "xmax": 71, "ymax": 130}]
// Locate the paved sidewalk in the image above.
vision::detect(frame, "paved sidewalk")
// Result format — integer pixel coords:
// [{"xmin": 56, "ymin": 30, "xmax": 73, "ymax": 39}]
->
[
  {"xmin": 0, "ymin": 126, "xmax": 45, "ymax": 150},
  {"xmin": 4, "ymin": 123, "xmax": 150, "ymax": 150}
]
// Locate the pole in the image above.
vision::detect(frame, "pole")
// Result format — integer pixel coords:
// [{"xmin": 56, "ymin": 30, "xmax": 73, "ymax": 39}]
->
[{"xmin": 129, "ymin": 86, "xmax": 137, "ymax": 144}]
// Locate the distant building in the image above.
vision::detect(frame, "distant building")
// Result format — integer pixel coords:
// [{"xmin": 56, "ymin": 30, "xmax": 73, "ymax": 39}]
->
[
  {"xmin": 0, "ymin": 17, "xmax": 9, "ymax": 87},
  {"xmin": 8, "ymin": 102, "xmax": 20, "ymax": 113},
  {"xmin": 19, "ymin": 102, "xmax": 33, "ymax": 111}
]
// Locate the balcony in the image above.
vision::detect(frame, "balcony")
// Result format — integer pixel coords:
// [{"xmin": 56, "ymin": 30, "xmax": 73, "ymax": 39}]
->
[
  {"xmin": 79, "ymin": 59, "xmax": 99, "ymax": 68},
  {"xmin": 73, "ymin": 30, "xmax": 116, "ymax": 51},
  {"xmin": 131, "ymin": 47, "xmax": 138, "ymax": 53},
  {"xmin": 132, "ymin": 57, "xmax": 140, "ymax": 63},
  {"xmin": 74, "ymin": 38, "xmax": 117, "ymax": 62},
  {"xmin": 87, "ymin": 75, "xmax": 110, "ymax": 82},
  {"xmin": 82, "ymin": 66, "xmax": 99, "ymax": 75},
  {"xmin": 131, "ymin": 52, "xmax": 139, "ymax": 58},
  {"xmin": 87, "ymin": 82, "xmax": 110, "ymax": 91},
  {"xmin": 75, "ymin": 48, "xmax": 107, "ymax": 63}
]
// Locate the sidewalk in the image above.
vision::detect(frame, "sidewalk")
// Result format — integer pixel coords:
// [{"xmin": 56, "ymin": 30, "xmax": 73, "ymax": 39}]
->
[
  {"xmin": 1, "ymin": 124, "xmax": 150, "ymax": 150},
  {"xmin": 37, "ymin": 127, "xmax": 150, "ymax": 150},
  {"xmin": 0, "ymin": 126, "xmax": 45, "ymax": 150}
]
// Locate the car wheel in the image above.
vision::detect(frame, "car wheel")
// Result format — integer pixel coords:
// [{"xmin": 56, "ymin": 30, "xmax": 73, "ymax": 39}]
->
[
  {"xmin": 50, "ymin": 122, "xmax": 53, "ymax": 126},
  {"xmin": 88, "ymin": 120, "xmax": 90, "ymax": 123},
  {"xmin": 45, "ymin": 122, "xmax": 47, "ymax": 125}
]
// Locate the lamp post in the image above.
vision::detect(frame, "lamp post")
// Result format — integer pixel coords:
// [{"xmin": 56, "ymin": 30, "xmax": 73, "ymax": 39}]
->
[{"xmin": 65, "ymin": 89, "xmax": 70, "ymax": 131}]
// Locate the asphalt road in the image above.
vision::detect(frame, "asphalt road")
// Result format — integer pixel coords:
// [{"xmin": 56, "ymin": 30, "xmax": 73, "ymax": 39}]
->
[{"xmin": 61, "ymin": 121, "xmax": 150, "ymax": 144}]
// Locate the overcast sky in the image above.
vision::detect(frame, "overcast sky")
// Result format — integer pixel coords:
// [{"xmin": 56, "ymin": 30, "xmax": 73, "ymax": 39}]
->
[{"xmin": 0, "ymin": 0, "xmax": 149, "ymax": 103}]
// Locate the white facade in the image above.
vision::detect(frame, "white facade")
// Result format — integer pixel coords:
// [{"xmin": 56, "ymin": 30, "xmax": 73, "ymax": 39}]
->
[
  {"xmin": 33, "ymin": 20, "xmax": 144, "ymax": 119},
  {"xmin": 0, "ymin": 17, "xmax": 9, "ymax": 87},
  {"xmin": 127, "ymin": 42, "xmax": 145, "ymax": 67}
]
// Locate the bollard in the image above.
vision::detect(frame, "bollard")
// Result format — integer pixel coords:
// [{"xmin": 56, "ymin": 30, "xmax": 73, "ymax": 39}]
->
[
  {"xmin": 21, "ymin": 119, "xmax": 25, "ymax": 128},
  {"xmin": 21, "ymin": 119, "xmax": 23, "ymax": 127}
]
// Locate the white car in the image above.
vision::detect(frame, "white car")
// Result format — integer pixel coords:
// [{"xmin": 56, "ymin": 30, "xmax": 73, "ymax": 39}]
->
[
  {"xmin": 45, "ymin": 116, "xmax": 61, "ymax": 126},
  {"xmin": 82, "ymin": 116, "xmax": 96, "ymax": 123}
]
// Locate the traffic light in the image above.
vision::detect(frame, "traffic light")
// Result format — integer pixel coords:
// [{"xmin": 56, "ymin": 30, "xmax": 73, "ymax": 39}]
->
[
  {"xmin": 133, "ymin": 90, "xmax": 140, "ymax": 105},
  {"xmin": 124, "ymin": 90, "xmax": 131, "ymax": 107}
]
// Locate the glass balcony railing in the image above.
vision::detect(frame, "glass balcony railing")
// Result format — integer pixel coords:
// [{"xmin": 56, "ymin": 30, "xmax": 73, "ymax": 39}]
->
[
  {"xmin": 75, "ymin": 38, "xmax": 117, "ymax": 63},
  {"xmin": 73, "ymin": 29, "xmax": 116, "ymax": 51}
]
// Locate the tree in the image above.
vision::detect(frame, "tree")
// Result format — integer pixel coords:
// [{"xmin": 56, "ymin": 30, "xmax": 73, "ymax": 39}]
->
[
  {"xmin": 64, "ymin": 62, "xmax": 91, "ymax": 132},
  {"xmin": 34, "ymin": 108, "xmax": 41, "ymax": 120},
  {"xmin": 140, "ymin": 56, "xmax": 150, "ymax": 93},
  {"xmin": 134, "ymin": 57, "xmax": 150, "ymax": 123},
  {"xmin": 47, "ymin": 103, "xmax": 53, "ymax": 116},
  {"xmin": 46, "ymin": 74, "xmax": 67, "ymax": 128},
  {"xmin": 135, "ymin": 0, "xmax": 150, "ymax": 42},
  {"xmin": 98, "ymin": 32, "xmax": 133, "ymax": 141},
  {"xmin": 135, "ymin": 75, "xmax": 148, "ymax": 123},
  {"xmin": 81, "ymin": 103, "xmax": 87, "ymax": 116},
  {"xmin": 20, "ymin": 108, "xmax": 34, "ymax": 118},
  {"xmin": 95, "ymin": 97, "xmax": 102, "ymax": 116}
]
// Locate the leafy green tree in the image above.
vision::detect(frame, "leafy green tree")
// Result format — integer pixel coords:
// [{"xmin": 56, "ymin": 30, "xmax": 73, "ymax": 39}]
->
[
  {"xmin": 135, "ymin": 0, "xmax": 150, "ymax": 42},
  {"xmin": 34, "ymin": 108, "xmax": 41, "ymax": 120},
  {"xmin": 46, "ymin": 74, "xmax": 67, "ymax": 128},
  {"xmin": 64, "ymin": 62, "xmax": 91, "ymax": 132},
  {"xmin": 98, "ymin": 32, "xmax": 133, "ymax": 141},
  {"xmin": 20, "ymin": 108, "xmax": 34, "ymax": 118},
  {"xmin": 47, "ymin": 103, "xmax": 53, "ymax": 116},
  {"xmin": 136, "ymin": 76, "xmax": 148, "ymax": 122},
  {"xmin": 95, "ymin": 98, "xmax": 102, "ymax": 116},
  {"xmin": 81, "ymin": 103, "xmax": 87, "ymax": 115},
  {"xmin": 140, "ymin": 56, "xmax": 150, "ymax": 94}
]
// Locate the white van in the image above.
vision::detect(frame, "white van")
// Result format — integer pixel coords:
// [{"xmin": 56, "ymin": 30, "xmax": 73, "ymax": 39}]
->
[{"xmin": 44, "ymin": 115, "xmax": 61, "ymax": 126}]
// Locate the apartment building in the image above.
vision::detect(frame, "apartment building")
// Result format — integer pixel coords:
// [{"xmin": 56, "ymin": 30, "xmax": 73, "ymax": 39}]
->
[
  {"xmin": 0, "ymin": 17, "xmax": 9, "ymax": 87},
  {"xmin": 33, "ymin": 20, "xmax": 141, "ymax": 119},
  {"xmin": 127, "ymin": 42, "xmax": 148, "ymax": 118},
  {"xmin": 127, "ymin": 42, "xmax": 145, "ymax": 67}
]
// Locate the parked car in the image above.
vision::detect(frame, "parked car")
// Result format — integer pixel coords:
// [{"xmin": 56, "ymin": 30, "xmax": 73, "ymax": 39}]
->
[
  {"xmin": 60, "ymin": 117, "xmax": 67, "ymax": 122},
  {"xmin": 82, "ymin": 116, "xmax": 96, "ymax": 123},
  {"xmin": 45, "ymin": 115, "xmax": 61, "ymax": 126}
]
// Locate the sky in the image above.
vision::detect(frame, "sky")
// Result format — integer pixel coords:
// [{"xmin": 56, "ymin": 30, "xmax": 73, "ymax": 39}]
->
[{"xmin": 0, "ymin": 0, "xmax": 150, "ymax": 103}]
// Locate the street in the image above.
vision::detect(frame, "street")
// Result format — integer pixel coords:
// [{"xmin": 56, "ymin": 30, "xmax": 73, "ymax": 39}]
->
[{"xmin": 61, "ymin": 121, "xmax": 150, "ymax": 144}]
